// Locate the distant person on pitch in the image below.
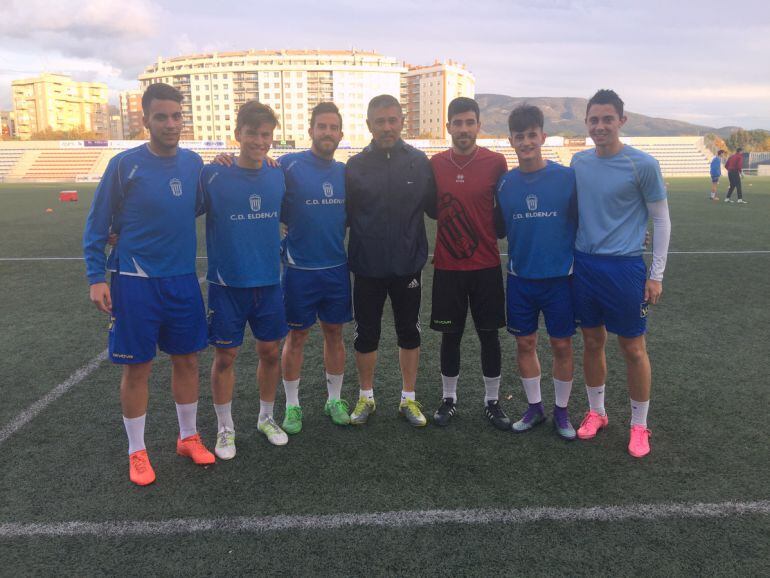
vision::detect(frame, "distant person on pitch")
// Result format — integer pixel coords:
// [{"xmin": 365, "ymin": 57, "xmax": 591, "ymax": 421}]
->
[
  {"xmin": 724, "ymin": 148, "xmax": 746, "ymax": 203},
  {"xmin": 710, "ymin": 149, "xmax": 725, "ymax": 201},
  {"xmin": 83, "ymin": 83, "xmax": 213, "ymax": 487},
  {"xmin": 570, "ymin": 89, "xmax": 671, "ymax": 458},
  {"xmin": 495, "ymin": 104, "xmax": 579, "ymax": 440}
]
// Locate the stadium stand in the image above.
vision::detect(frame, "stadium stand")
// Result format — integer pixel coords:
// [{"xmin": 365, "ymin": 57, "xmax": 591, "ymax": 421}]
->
[
  {"xmin": 22, "ymin": 149, "xmax": 104, "ymax": 182},
  {"xmin": 620, "ymin": 137, "xmax": 711, "ymax": 176},
  {"xmin": 0, "ymin": 149, "xmax": 25, "ymax": 181},
  {"xmin": 0, "ymin": 136, "xmax": 715, "ymax": 181}
]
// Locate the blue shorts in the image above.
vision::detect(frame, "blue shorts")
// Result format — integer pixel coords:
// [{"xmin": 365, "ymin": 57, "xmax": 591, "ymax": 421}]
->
[
  {"xmin": 207, "ymin": 283, "xmax": 288, "ymax": 348},
  {"xmin": 572, "ymin": 251, "xmax": 648, "ymax": 338},
  {"xmin": 506, "ymin": 275, "xmax": 575, "ymax": 338},
  {"xmin": 711, "ymin": 176, "xmax": 720, "ymax": 183},
  {"xmin": 109, "ymin": 273, "xmax": 207, "ymax": 364},
  {"xmin": 282, "ymin": 264, "xmax": 352, "ymax": 330}
]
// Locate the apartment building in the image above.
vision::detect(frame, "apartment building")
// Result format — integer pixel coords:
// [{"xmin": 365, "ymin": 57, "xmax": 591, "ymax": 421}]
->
[
  {"xmin": 11, "ymin": 73, "xmax": 109, "ymax": 139},
  {"xmin": 404, "ymin": 61, "xmax": 475, "ymax": 139},
  {"xmin": 138, "ymin": 50, "xmax": 406, "ymax": 146}
]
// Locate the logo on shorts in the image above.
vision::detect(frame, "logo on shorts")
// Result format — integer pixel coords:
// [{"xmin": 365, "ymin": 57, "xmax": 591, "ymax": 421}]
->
[
  {"xmin": 640, "ymin": 302, "xmax": 649, "ymax": 318},
  {"xmin": 526, "ymin": 194, "xmax": 538, "ymax": 211},
  {"xmin": 322, "ymin": 182, "xmax": 334, "ymax": 197},
  {"xmin": 407, "ymin": 278, "xmax": 420, "ymax": 289},
  {"xmin": 169, "ymin": 178, "xmax": 183, "ymax": 197},
  {"xmin": 249, "ymin": 194, "xmax": 261, "ymax": 212}
]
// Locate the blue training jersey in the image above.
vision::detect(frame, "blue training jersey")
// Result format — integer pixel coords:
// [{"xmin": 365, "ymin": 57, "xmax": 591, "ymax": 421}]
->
[
  {"xmin": 571, "ymin": 145, "xmax": 666, "ymax": 257},
  {"xmin": 279, "ymin": 150, "xmax": 347, "ymax": 269},
  {"xmin": 710, "ymin": 156, "xmax": 722, "ymax": 178},
  {"xmin": 83, "ymin": 144, "xmax": 203, "ymax": 284},
  {"xmin": 496, "ymin": 161, "xmax": 577, "ymax": 279},
  {"xmin": 202, "ymin": 162, "xmax": 285, "ymax": 287}
]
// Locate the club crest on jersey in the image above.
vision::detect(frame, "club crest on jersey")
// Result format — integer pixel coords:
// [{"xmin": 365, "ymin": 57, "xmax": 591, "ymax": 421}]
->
[
  {"xmin": 640, "ymin": 302, "xmax": 649, "ymax": 318},
  {"xmin": 526, "ymin": 194, "xmax": 538, "ymax": 211},
  {"xmin": 249, "ymin": 194, "xmax": 261, "ymax": 212},
  {"xmin": 322, "ymin": 182, "xmax": 334, "ymax": 197},
  {"xmin": 169, "ymin": 178, "xmax": 183, "ymax": 197}
]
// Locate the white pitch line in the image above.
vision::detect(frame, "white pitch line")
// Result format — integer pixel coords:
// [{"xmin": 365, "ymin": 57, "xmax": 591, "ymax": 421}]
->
[
  {"xmin": 0, "ymin": 500, "xmax": 768, "ymax": 539},
  {"xmin": 0, "ymin": 350, "xmax": 108, "ymax": 447}
]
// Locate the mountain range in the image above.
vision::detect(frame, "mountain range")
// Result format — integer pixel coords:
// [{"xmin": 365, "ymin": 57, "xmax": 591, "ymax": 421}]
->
[{"xmin": 476, "ymin": 94, "xmax": 740, "ymax": 139}]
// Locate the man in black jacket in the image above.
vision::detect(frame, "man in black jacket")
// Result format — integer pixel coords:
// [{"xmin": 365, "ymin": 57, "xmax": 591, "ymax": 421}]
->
[{"xmin": 345, "ymin": 94, "xmax": 436, "ymax": 427}]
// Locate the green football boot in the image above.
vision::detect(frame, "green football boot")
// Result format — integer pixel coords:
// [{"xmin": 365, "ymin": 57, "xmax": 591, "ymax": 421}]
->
[
  {"xmin": 282, "ymin": 405, "xmax": 303, "ymax": 435},
  {"xmin": 324, "ymin": 398, "xmax": 351, "ymax": 426}
]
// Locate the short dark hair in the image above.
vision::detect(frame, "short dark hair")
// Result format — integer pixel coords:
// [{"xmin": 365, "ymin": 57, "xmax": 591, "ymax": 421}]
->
[
  {"xmin": 447, "ymin": 97, "xmax": 479, "ymax": 122},
  {"xmin": 367, "ymin": 94, "xmax": 402, "ymax": 119},
  {"xmin": 236, "ymin": 100, "xmax": 278, "ymax": 131},
  {"xmin": 142, "ymin": 83, "xmax": 182, "ymax": 116},
  {"xmin": 736, "ymin": 147, "xmax": 743, "ymax": 153},
  {"xmin": 310, "ymin": 102, "xmax": 342, "ymax": 130},
  {"xmin": 586, "ymin": 89, "xmax": 624, "ymax": 118},
  {"xmin": 718, "ymin": 149, "xmax": 726, "ymax": 155},
  {"xmin": 508, "ymin": 104, "xmax": 544, "ymax": 133}
]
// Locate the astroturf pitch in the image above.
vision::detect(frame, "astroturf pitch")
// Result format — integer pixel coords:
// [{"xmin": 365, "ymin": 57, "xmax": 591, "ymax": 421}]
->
[{"xmin": 0, "ymin": 179, "xmax": 768, "ymax": 575}]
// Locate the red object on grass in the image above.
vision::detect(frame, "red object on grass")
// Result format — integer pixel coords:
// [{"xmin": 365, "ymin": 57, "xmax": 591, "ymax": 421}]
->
[{"xmin": 59, "ymin": 190, "xmax": 78, "ymax": 202}]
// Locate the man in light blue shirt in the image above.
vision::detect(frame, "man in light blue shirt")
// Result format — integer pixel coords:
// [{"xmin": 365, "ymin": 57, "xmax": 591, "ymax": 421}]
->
[
  {"xmin": 570, "ymin": 89, "xmax": 671, "ymax": 458},
  {"xmin": 709, "ymin": 150, "xmax": 724, "ymax": 201}
]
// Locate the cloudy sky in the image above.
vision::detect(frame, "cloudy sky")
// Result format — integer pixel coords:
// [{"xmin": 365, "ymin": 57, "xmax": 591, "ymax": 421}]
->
[{"xmin": 1, "ymin": 0, "xmax": 768, "ymax": 129}]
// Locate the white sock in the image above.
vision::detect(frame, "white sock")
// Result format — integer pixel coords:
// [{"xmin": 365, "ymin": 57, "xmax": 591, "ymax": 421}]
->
[
  {"xmin": 586, "ymin": 384, "xmax": 606, "ymax": 416},
  {"xmin": 521, "ymin": 376, "xmax": 542, "ymax": 404},
  {"xmin": 175, "ymin": 401, "xmax": 198, "ymax": 440},
  {"xmin": 258, "ymin": 400, "xmax": 274, "ymax": 424},
  {"xmin": 483, "ymin": 375, "xmax": 501, "ymax": 403},
  {"xmin": 401, "ymin": 390, "xmax": 415, "ymax": 402},
  {"xmin": 326, "ymin": 373, "xmax": 343, "ymax": 400},
  {"xmin": 441, "ymin": 374, "xmax": 458, "ymax": 402},
  {"xmin": 214, "ymin": 401, "xmax": 234, "ymax": 431},
  {"xmin": 553, "ymin": 378, "xmax": 573, "ymax": 408},
  {"xmin": 630, "ymin": 398, "xmax": 650, "ymax": 427},
  {"xmin": 123, "ymin": 414, "xmax": 146, "ymax": 455},
  {"xmin": 283, "ymin": 378, "xmax": 300, "ymax": 407},
  {"xmin": 359, "ymin": 388, "xmax": 374, "ymax": 401}
]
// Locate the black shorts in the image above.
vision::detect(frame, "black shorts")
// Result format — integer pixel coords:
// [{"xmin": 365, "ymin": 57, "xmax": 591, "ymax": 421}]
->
[
  {"xmin": 353, "ymin": 271, "xmax": 423, "ymax": 353},
  {"xmin": 430, "ymin": 266, "xmax": 505, "ymax": 333}
]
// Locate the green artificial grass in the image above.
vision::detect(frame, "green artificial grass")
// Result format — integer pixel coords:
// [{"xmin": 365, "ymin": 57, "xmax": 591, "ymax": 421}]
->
[{"xmin": 0, "ymin": 178, "xmax": 768, "ymax": 574}]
